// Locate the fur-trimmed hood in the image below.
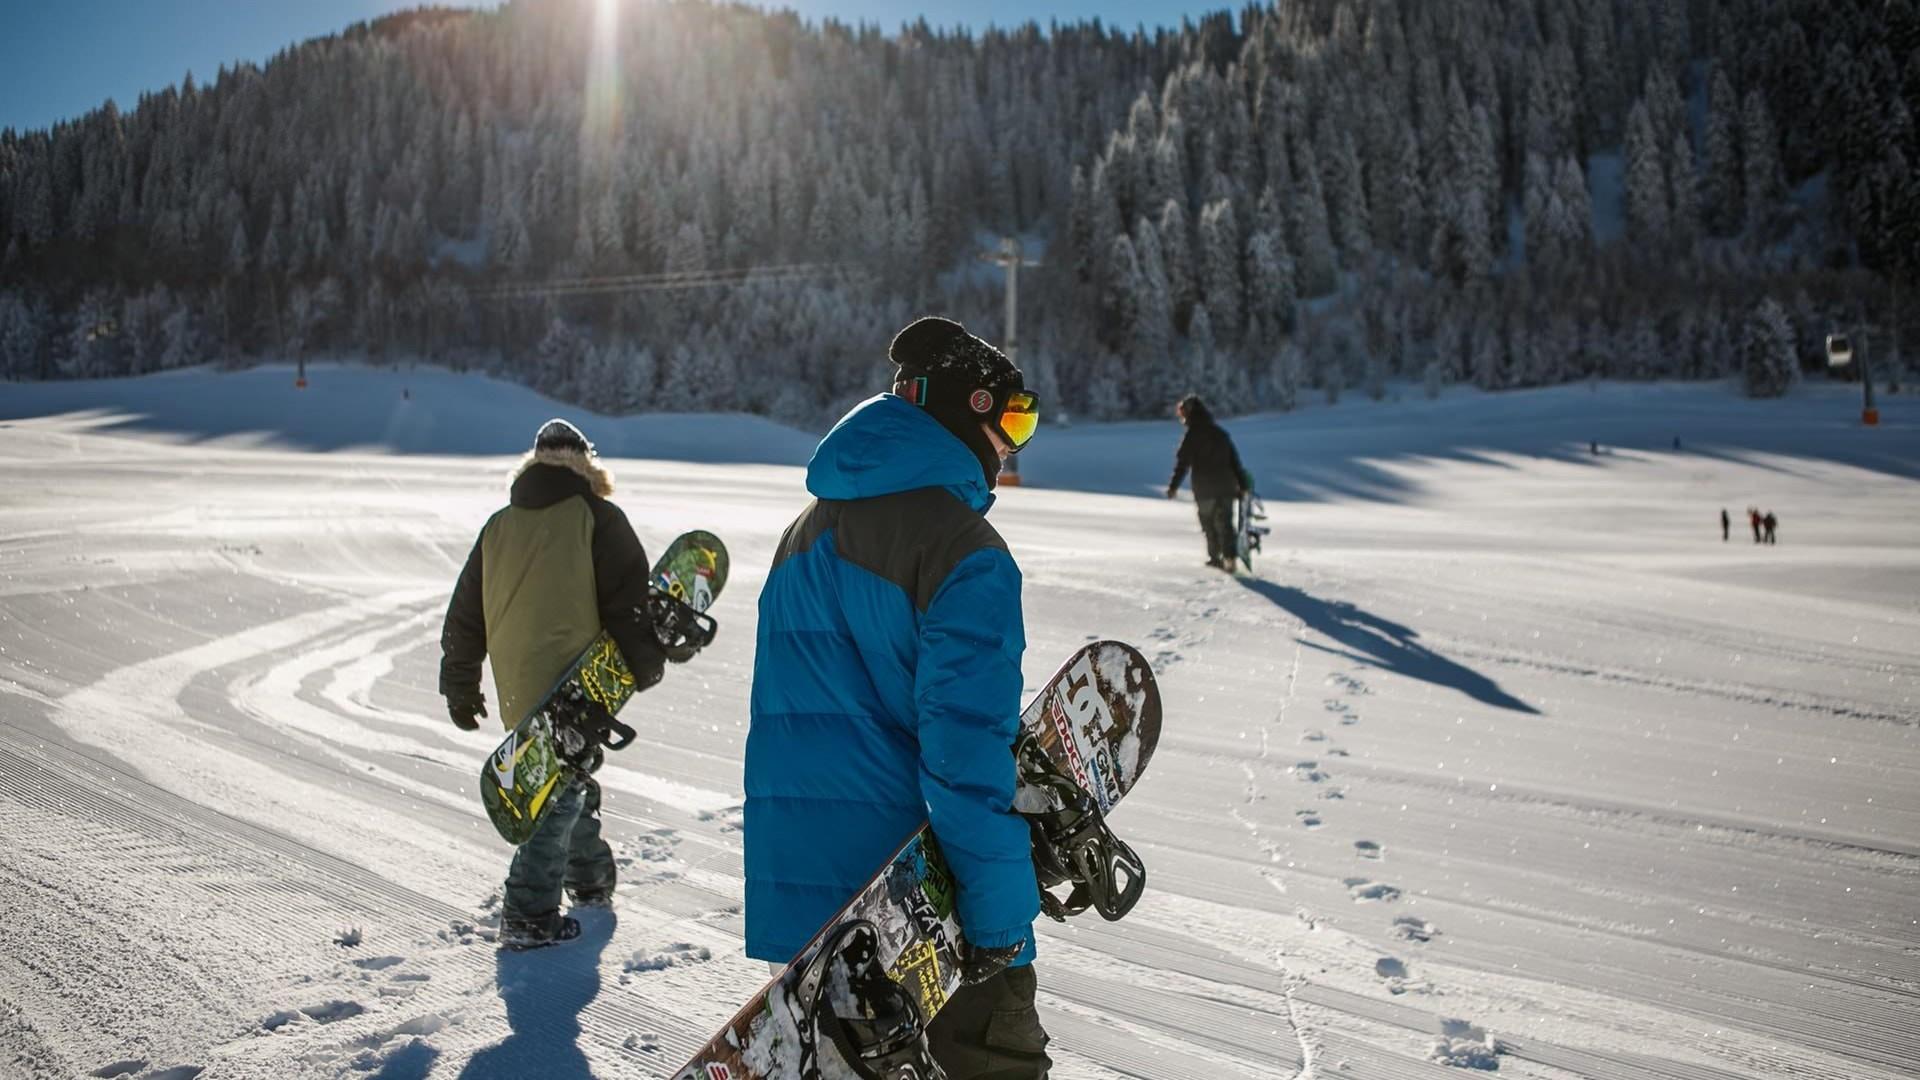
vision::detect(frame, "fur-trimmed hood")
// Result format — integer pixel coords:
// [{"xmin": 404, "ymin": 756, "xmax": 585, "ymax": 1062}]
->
[{"xmin": 510, "ymin": 447, "xmax": 614, "ymax": 501}]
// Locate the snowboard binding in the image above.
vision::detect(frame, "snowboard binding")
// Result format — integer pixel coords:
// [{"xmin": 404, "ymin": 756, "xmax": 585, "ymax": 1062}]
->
[
  {"xmin": 645, "ymin": 585, "xmax": 718, "ymax": 663},
  {"xmin": 1021, "ymin": 764, "xmax": 1148, "ymax": 923},
  {"xmin": 794, "ymin": 919, "xmax": 946, "ymax": 1080},
  {"xmin": 549, "ymin": 686, "xmax": 637, "ymax": 768}
]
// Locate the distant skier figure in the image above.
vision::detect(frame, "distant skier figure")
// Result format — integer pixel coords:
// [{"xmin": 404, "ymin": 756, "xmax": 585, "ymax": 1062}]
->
[
  {"xmin": 1721, "ymin": 508, "xmax": 1730, "ymax": 542},
  {"xmin": 439, "ymin": 419, "xmax": 670, "ymax": 950},
  {"xmin": 1763, "ymin": 511, "xmax": 1778, "ymax": 545},
  {"xmin": 1749, "ymin": 507, "xmax": 1763, "ymax": 543},
  {"xmin": 1166, "ymin": 394, "xmax": 1248, "ymax": 570},
  {"xmin": 746, "ymin": 317, "xmax": 1051, "ymax": 1075}
]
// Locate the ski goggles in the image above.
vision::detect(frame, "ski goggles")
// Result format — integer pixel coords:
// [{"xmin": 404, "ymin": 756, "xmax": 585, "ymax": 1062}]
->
[
  {"xmin": 994, "ymin": 389, "xmax": 1041, "ymax": 451},
  {"xmin": 894, "ymin": 377, "xmax": 1042, "ymax": 452}
]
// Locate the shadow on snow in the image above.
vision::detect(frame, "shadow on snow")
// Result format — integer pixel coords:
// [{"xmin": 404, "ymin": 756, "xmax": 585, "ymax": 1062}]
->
[
  {"xmin": 457, "ymin": 909, "xmax": 617, "ymax": 1080},
  {"xmin": 1238, "ymin": 578, "xmax": 1540, "ymax": 715}
]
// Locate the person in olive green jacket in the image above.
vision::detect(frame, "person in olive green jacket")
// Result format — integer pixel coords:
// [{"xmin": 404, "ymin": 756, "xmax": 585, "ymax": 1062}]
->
[{"xmin": 439, "ymin": 418, "xmax": 668, "ymax": 949}]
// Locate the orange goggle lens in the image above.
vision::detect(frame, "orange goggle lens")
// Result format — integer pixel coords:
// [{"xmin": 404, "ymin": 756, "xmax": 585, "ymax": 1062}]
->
[{"xmin": 997, "ymin": 391, "xmax": 1040, "ymax": 450}]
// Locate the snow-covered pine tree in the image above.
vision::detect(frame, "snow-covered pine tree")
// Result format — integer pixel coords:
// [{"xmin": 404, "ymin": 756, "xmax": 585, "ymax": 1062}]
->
[
  {"xmin": 1131, "ymin": 218, "xmax": 1176, "ymax": 405},
  {"xmin": 1742, "ymin": 297, "xmax": 1797, "ymax": 397},
  {"xmin": 1624, "ymin": 100, "xmax": 1671, "ymax": 256},
  {"xmin": 1668, "ymin": 129, "xmax": 1699, "ymax": 257},
  {"xmin": 1290, "ymin": 143, "xmax": 1337, "ymax": 297},
  {"xmin": 1198, "ymin": 199, "xmax": 1244, "ymax": 345},
  {"xmin": 1741, "ymin": 89, "xmax": 1781, "ymax": 235},
  {"xmin": 1701, "ymin": 67, "xmax": 1744, "ymax": 236},
  {"xmin": 1158, "ymin": 198, "xmax": 1197, "ymax": 332},
  {"xmin": 1244, "ymin": 228, "xmax": 1296, "ymax": 349}
]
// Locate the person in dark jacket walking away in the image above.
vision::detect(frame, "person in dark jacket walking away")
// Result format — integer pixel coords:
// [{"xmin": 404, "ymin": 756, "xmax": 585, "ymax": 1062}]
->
[
  {"xmin": 1166, "ymin": 395, "xmax": 1248, "ymax": 570},
  {"xmin": 747, "ymin": 316, "xmax": 1050, "ymax": 1076},
  {"xmin": 1763, "ymin": 511, "xmax": 1778, "ymax": 544},
  {"xmin": 1720, "ymin": 508, "xmax": 1730, "ymax": 541},
  {"xmin": 440, "ymin": 419, "xmax": 671, "ymax": 950}
]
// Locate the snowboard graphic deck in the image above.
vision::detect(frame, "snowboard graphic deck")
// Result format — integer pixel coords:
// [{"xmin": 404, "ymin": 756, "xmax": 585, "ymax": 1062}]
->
[
  {"xmin": 674, "ymin": 640, "xmax": 1160, "ymax": 1080},
  {"xmin": 479, "ymin": 530, "xmax": 728, "ymax": 845},
  {"xmin": 1236, "ymin": 491, "xmax": 1269, "ymax": 571}
]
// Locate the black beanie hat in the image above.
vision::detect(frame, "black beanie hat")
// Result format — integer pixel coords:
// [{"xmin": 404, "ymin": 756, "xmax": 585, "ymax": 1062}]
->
[
  {"xmin": 534, "ymin": 418, "xmax": 592, "ymax": 454},
  {"xmin": 889, "ymin": 317, "xmax": 1023, "ymax": 486}
]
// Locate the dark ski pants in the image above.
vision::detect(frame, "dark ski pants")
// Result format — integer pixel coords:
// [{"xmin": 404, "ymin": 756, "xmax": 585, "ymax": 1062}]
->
[
  {"xmin": 926, "ymin": 963, "xmax": 1052, "ymax": 1079},
  {"xmin": 1195, "ymin": 496, "xmax": 1236, "ymax": 565},
  {"xmin": 502, "ymin": 774, "xmax": 615, "ymax": 929}
]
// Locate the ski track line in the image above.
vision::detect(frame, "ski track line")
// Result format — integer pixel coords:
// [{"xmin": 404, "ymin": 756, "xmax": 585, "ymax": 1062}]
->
[
  {"xmin": 1451, "ymin": 642, "xmax": 1919, "ymax": 727},
  {"xmin": 0, "ymin": 728, "xmax": 738, "ymax": 1074},
  {"xmin": 1309, "ymin": 748, "xmax": 1920, "ymax": 862},
  {"xmin": 0, "ymin": 727, "xmax": 1269, "ymax": 1080}
]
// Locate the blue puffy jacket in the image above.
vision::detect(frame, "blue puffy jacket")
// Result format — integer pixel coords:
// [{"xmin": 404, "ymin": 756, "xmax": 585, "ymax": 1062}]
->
[{"xmin": 745, "ymin": 394, "xmax": 1038, "ymax": 965}]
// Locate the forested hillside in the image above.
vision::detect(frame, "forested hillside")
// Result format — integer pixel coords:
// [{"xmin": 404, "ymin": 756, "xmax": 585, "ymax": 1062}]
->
[{"xmin": 1, "ymin": 0, "xmax": 1913, "ymax": 421}]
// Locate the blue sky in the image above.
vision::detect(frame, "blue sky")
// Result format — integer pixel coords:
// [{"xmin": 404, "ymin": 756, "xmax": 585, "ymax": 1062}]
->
[{"xmin": 0, "ymin": 1, "xmax": 1230, "ymax": 134}]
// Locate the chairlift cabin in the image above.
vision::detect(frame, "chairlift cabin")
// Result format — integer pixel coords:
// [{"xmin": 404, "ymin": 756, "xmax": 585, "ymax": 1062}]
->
[{"xmin": 1826, "ymin": 333, "xmax": 1854, "ymax": 367}]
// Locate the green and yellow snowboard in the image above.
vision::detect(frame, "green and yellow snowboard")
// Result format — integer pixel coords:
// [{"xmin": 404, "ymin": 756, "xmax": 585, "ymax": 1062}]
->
[{"xmin": 479, "ymin": 530, "xmax": 728, "ymax": 844}]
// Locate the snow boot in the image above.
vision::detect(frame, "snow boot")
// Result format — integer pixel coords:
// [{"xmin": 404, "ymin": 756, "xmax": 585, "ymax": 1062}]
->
[
  {"xmin": 568, "ymin": 887, "xmax": 615, "ymax": 910},
  {"xmin": 499, "ymin": 914, "xmax": 582, "ymax": 951}
]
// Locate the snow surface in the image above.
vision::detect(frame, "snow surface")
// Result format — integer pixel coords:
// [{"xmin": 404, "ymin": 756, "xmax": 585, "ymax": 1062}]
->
[{"xmin": 1, "ymin": 365, "xmax": 1917, "ymax": 1079}]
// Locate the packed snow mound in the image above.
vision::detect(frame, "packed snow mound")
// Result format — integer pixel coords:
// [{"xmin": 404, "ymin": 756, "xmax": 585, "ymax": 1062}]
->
[{"xmin": 0, "ymin": 362, "xmax": 820, "ymax": 464}]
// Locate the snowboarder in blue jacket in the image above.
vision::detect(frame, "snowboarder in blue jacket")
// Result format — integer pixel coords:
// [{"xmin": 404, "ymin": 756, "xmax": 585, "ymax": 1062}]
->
[{"xmin": 746, "ymin": 316, "xmax": 1051, "ymax": 1075}]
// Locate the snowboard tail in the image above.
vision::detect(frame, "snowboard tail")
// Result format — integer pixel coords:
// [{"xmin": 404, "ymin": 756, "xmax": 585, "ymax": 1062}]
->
[
  {"xmin": 673, "ymin": 640, "xmax": 1161, "ymax": 1079},
  {"xmin": 1236, "ymin": 490, "xmax": 1269, "ymax": 571}
]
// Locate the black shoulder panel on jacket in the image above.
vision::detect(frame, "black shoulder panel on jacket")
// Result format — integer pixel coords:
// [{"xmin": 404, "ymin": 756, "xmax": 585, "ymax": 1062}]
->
[{"xmin": 774, "ymin": 488, "xmax": 1007, "ymax": 612}]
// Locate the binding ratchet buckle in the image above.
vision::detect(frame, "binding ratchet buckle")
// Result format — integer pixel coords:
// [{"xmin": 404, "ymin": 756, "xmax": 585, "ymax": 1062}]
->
[
  {"xmin": 1022, "ymin": 767, "xmax": 1147, "ymax": 922},
  {"xmin": 645, "ymin": 585, "xmax": 718, "ymax": 663},
  {"xmin": 793, "ymin": 919, "xmax": 946, "ymax": 1080}
]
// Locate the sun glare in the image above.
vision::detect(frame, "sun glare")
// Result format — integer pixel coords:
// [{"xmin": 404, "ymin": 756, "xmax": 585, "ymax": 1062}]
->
[{"xmin": 582, "ymin": 0, "xmax": 622, "ymax": 154}]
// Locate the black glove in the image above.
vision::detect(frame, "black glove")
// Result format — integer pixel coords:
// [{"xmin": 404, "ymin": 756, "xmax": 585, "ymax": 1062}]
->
[
  {"xmin": 960, "ymin": 940, "xmax": 1025, "ymax": 986},
  {"xmin": 446, "ymin": 688, "xmax": 486, "ymax": 731},
  {"xmin": 1165, "ymin": 486, "xmax": 1178, "ymax": 500}
]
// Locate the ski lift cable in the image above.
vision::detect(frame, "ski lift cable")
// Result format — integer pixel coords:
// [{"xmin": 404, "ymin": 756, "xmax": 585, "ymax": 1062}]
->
[{"xmin": 473, "ymin": 261, "xmax": 870, "ymax": 299}]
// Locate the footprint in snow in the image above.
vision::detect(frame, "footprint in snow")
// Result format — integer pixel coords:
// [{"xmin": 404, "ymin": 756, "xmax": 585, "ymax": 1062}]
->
[
  {"xmin": 1300, "ymin": 729, "xmax": 1328, "ymax": 743},
  {"xmin": 262, "ymin": 1001, "xmax": 365, "ymax": 1031},
  {"xmin": 1321, "ymin": 699, "xmax": 1352, "ymax": 715},
  {"xmin": 1391, "ymin": 915, "xmax": 1440, "ymax": 943},
  {"xmin": 1345, "ymin": 878, "xmax": 1402, "ymax": 902},
  {"xmin": 698, "ymin": 805, "xmax": 745, "ymax": 831},
  {"xmin": 137, "ymin": 1069, "xmax": 204, "ymax": 1080},
  {"xmin": 625, "ymin": 1032, "xmax": 662, "ymax": 1054},
  {"xmin": 1354, "ymin": 840, "xmax": 1382, "ymax": 860},
  {"xmin": 352, "ymin": 955, "xmax": 405, "ymax": 972},
  {"xmin": 1294, "ymin": 810, "xmax": 1324, "ymax": 829},
  {"xmin": 1430, "ymin": 1019, "xmax": 1501, "ymax": 1069},
  {"xmin": 1289, "ymin": 760, "xmax": 1331, "ymax": 783},
  {"xmin": 617, "ymin": 829, "xmax": 680, "ymax": 866},
  {"xmin": 1375, "ymin": 956, "xmax": 1412, "ymax": 994},
  {"xmin": 1327, "ymin": 672, "xmax": 1371, "ymax": 695},
  {"xmin": 622, "ymin": 943, "xmax": 713, "ymax": 977},
  {"xmin": 1326, "ymin": 747, "xmax": 1350, "ymax": 757}
]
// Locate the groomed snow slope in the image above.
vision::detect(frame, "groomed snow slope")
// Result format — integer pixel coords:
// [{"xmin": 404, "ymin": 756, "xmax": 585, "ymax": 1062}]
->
[{"xmin": 0, "ymin": 367, "xmax": 1915, "ymax": 1080}]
